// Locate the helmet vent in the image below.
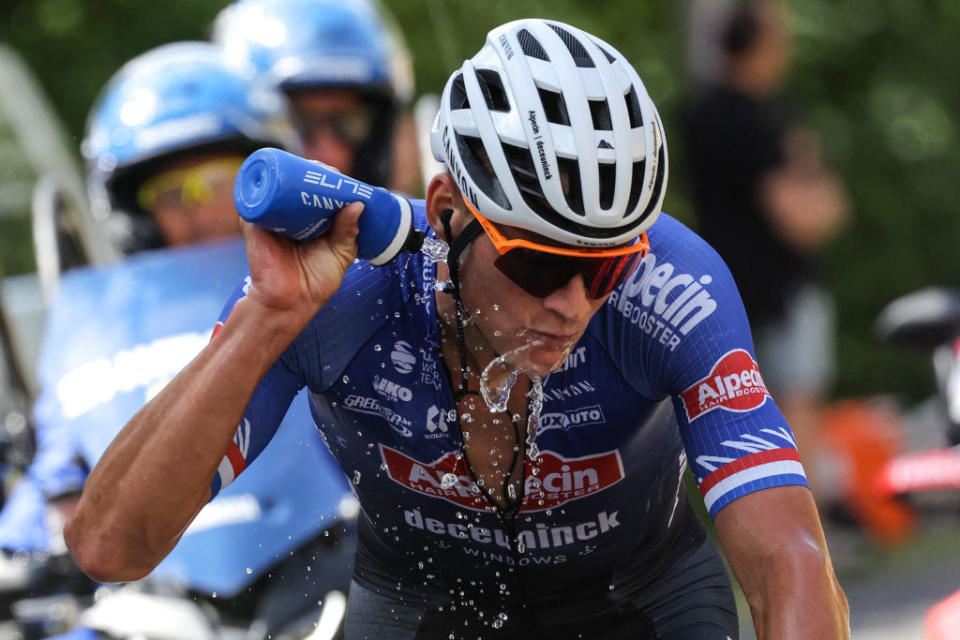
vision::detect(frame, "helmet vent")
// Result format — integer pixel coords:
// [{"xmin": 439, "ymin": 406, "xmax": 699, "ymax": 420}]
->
[
  {"xmin": 538, "ymin": 88, "xmax": 570, "ymax": 126},
  {"xmin": 476, "ymin": 69, "xmax": 510, "ymax": 112},
  {"xmin": 624, "ymin": 86, "xmax": 643, "ymax": 128},
  {"xmin": 450, "ymin": 73, "xmax": 470, "ymax": 110},
  {"xmin": 548, "ymin": 24, "xmax": 596, "ymax": 68},
  {"xmin": 517, "ymin": 28, "xmax": 550, "ymax": 61},
  {"xmin": 502, "ymin": 142, "xmax": 554, "ymax": 219},
  {"xmin": 598, "ymin": 161, "xmax": 616, "ymax": 210},
  {"xmin": 557, "ymin": 158, "xmax": 584, "ymax": 215},
  {"xmin": 593, "ymin": 41, "xmax": 618, "ymax": 64},
  {"xmin": 457, "ymin": 133, "xmax": 511, "ymax": 209},
  {"xmin": 589, "ymin": 99, "xmax": 612, "ymax": 130},
  {"xmin": 625, "ymin": 160, "xmax": 644, "ymax": 216},
  {"xmin": 638, "ymin": 143, "xmax": 666, "ymax": 221}
]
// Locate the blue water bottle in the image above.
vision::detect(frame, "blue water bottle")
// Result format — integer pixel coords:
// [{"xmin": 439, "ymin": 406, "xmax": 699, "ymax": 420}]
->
[{"xmin": 233, "ymin": 148, "xmax": 422, "ymax": 265}]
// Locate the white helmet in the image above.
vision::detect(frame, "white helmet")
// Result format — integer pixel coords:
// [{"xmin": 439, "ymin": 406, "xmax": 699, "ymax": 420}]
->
[{"xmin": 430, "ymin": 19, "xmax": 667, "ymax": 249}]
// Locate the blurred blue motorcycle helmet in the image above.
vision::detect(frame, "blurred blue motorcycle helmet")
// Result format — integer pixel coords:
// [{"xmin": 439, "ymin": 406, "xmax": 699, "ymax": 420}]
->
[
  {"xmin": 212, "ymin": 0, "xmax": 413, "ymax": 186},
  {"xmin": 82, "ymin": 41, "xmax": 299, "ymax": 254}
]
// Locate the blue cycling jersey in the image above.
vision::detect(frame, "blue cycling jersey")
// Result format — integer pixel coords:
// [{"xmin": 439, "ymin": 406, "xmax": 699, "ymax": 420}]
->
[{"xmin": 211, "ymin": 204, "xmax": 807, "ymax": 614}]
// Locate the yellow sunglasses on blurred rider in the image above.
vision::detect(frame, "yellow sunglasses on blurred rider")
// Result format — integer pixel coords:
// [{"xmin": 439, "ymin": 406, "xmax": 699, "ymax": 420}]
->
[{"xmin": 137, "ymin": 156, "xmax": 244, "ymax": 214}]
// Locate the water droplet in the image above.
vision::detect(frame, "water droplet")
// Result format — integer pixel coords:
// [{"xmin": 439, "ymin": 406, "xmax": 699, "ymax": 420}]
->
[
  {"xmin": 440, "ymin": 473, "xmax": 459, "ymax": 489},
  {"xmin": 421, "ymin": 236, "xmax": 450, "ymax": 263},
  {"xmin": 492, "ymin": 304, "xmax": 500, "ymax": 311},
  {"xmin": 211, "ymin": 592, "xmax": 218, "ymax": 598},
  {"xmin": 507, "ymin": 485, "xmax": 517, "ymax": 501},
  {"xmin": 245, "ymin": 567, "xmax": 253, "ymax": 575},
  {"xmin": 373, "ymin": 344, "xmax": 382, "ymax": 352},
  {"xmin": 342, "ymin": 375, "xmax": 350, "ymax": 384},
  {"xmin": 352, "ymin": 470, "xmax": 362, "ymax": 485},
  {"xmin": 377, "ymin": 298, "xmax": 383, "ymax": 304}
]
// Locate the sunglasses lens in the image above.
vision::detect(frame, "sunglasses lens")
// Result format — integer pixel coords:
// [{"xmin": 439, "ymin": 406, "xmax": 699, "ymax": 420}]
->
[
  {"xmin": 585, "ymin": 251, "xmax": 643, "ymax": 298},
  {"xmin": 494, "ymin": 249, "xmax": 641, "ymax": 299},
  {"xmin": 294, "ymin": 109, "xmax": 374, "ymax": 146},
  {"xmin": 137, "ymin": 158, "xmax": 242, "ymax": 214}
]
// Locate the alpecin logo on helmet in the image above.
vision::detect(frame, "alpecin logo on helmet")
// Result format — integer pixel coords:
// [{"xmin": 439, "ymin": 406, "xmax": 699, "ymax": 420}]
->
[
  {"xmin": 680, "ymin": 349, "xmax": 770, "ymax": 422},
  {"xmin": 379, "ymin": 445, "xmax": 625, "ymax": 512}
]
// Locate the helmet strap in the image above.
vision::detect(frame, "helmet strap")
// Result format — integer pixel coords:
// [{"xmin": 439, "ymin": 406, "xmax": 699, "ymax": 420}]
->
[{"xmin": 439, "ymin": 209, "xmax": 484, "ymax": 398}]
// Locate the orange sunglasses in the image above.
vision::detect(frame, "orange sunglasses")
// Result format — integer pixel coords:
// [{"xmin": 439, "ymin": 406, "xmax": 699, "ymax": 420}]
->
[{"xmin": 461, "ymin": 199, "xmax": 650, "ymax": 299}]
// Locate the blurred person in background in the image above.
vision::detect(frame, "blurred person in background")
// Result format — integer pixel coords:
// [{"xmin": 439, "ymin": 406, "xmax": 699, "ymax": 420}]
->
[
  {"xmin": 213, "ymin": 0, "xmax": 419, "ymax": 192},
  {"xmin": 0, "ymin": 0, "xmax": 416, "ymax": 566},
  {"xmin": 682, "ymin": 0, "xmax": 849, "ymax": 505},
  {"xmin": 0, "ymin": 40, "xmax": 297, "ymax": 566}
]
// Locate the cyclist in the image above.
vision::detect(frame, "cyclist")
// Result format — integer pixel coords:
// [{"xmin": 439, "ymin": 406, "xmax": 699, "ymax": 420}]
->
[
  {"xmin": 0, "ymin": 41, "xmax": 296, "ymax": 555},
  {"xmin": 212, "ymin": 0, "xmax": 418, "ymax": 191},
  {"xmin": 66, "ymin": 20, "xmax": 849, "ymax": 639}
]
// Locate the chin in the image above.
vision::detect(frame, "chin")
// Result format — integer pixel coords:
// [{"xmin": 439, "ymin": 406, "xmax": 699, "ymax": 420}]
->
[{"xmin": 521, "ymin": 348, "xmax": 573, "ymax": 377}]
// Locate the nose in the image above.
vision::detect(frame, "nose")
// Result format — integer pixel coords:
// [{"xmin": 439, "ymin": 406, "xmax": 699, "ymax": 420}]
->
[{"xmin": 541, "ymin": 274, "xmax": 592, "ymax": 320}]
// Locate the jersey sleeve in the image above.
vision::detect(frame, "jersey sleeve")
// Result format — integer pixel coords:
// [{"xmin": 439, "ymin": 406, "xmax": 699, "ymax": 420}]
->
[
  {"xmin": 664, "ymin": 248, "xmax": 808, "ymax": 519},
  {"xmin": 209, "ymin": 276, "xmax": 305, "ymax": 497},
  {"xmin": 609, "ymin": 216, "xmax": 809, "ymax": 519}
]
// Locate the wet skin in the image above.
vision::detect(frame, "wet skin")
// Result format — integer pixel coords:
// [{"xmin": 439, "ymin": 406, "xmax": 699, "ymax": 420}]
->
[{"xmin": 430, "ymin": 194, "xmax": 609, "ymax": 511}]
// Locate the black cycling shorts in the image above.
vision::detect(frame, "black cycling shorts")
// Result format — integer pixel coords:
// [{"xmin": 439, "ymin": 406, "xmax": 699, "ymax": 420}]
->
[{"xmin": 343, "ymin": 537, "xmax": 738, "ymax": 640}]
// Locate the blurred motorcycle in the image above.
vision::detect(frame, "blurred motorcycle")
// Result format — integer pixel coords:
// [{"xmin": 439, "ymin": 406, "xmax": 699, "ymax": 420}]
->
[{"xmin": 873, "ymin": 287, "xmax": 960, "ymax": 640}]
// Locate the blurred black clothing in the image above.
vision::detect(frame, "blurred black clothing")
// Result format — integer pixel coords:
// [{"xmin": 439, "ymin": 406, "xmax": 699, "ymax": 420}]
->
[{"xmin": 682, "ymin": 85, "xmax": 810, "ymax": 329}]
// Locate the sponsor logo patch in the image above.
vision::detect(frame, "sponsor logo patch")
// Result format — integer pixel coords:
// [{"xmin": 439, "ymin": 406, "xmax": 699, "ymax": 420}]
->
[
  {"xmin": 607, "ymin": 251, "xmax": 718, "ymax": 351},
  {"xmin": 537, "ymin": 404, "xmax": 606, "ymax": 435},
  {"xmin": 425, "ymin": 404, "xmax": 451, "ymax": 439},
  {"xmin": 680, "ymin": 349, "xmax": 770, "ymax": 421},
  {"xmin": 343, "ymin": 394, "xmax": 414, "ymax": 437},
  {"xmin": 373, "ymin": 375, "xmax": 412, "ymax": 402},
  {"xmin": 379, "ymin": 445, "xmax": 625, "ymax": 512},
  {"xmin": 391, "ymin": 340, "xmax": 417, "ymax": 374}
]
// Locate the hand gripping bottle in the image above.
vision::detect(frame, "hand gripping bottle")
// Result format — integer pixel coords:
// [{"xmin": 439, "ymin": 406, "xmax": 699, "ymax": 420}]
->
[{"xmin": 233, "ymin": 148, "xmax": 423, "ymax": 265}]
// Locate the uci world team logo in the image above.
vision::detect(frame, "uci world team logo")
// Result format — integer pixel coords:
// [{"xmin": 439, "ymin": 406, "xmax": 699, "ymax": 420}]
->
[{"xmin": 391, "ymin": 340, "xmax": 416, "ymax": 374}]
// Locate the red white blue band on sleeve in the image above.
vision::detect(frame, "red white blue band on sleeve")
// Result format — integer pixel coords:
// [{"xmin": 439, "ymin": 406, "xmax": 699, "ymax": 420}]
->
[{"xmin": 698, "ymin": 447, "xmax": 806, "ymax": 517}]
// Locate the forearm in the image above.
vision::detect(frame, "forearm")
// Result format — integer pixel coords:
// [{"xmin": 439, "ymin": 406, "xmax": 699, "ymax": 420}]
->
[
  {"xmin": 744, "ymin": 545, "xmax": 849, "ymax": 639},
  {"xmin": 715, "ymin": 487, "xmax": 849, "ymax": 640},
  {"xmin": 65, "ymin": 297, "xmax": 310, "ymax": 582}
]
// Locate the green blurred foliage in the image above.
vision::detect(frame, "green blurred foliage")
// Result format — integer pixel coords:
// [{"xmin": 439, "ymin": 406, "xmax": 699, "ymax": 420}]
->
[{"xmin": 1, "ymin": 0, "xmax": 958, "ymax": 401}]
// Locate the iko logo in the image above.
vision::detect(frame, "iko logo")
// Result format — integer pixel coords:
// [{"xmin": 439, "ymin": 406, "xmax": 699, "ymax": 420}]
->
[
  {"xmin": 380, "ymin": 445, "xmax": 624, "ymax": 512},
  {"xmin": 425, "ymin": 405, "xmax": 450, "ymax": 439},
  {"xmin": 680, "ymin": 349, "xmax": 770, "ymax": 422},
  {"xmin": 343, "ymin": 394, "xmax": 413, "ymax": 437},
  {"xmin": 373, "ymin": 375, "xmax": 412, "ymax": 402},
  {"xmin": 390, "ymin": 340, "xmax": 417, "ymax": 374},
  {"xmin": 537, "ymin": 404, "xmax": 606, "ymax": 435},
  {"xmin": 607, "ymin": 251, "xmax": 717, "ymax": 351}
]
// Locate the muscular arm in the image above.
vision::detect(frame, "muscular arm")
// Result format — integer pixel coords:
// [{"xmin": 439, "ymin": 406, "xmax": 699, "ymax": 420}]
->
[
  {"xmin": 714, "ymin": 486, "xmax": 849, "ymax": 640},
  {"xmin": 65, "ymin": 204, "xmax": 363, "ymax": 582}
]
